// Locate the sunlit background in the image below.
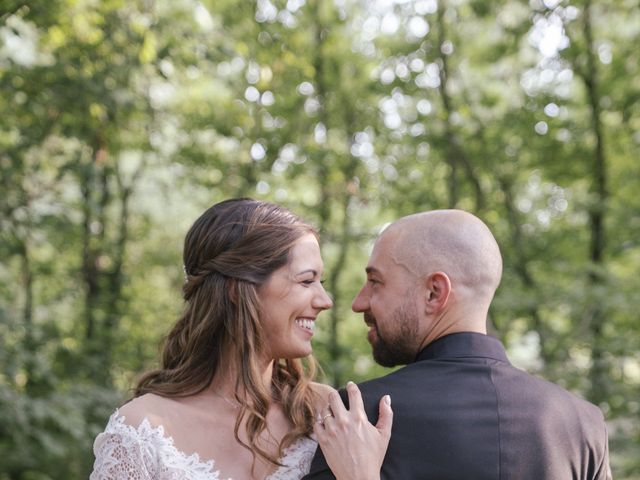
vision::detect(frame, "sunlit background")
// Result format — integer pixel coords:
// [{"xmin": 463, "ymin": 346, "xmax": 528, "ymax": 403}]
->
[{"xmin": 1, "ymin": 0, "xmax": 639, "ymax": 478}]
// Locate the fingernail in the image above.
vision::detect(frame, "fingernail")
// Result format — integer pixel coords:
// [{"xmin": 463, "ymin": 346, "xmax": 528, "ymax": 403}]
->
[
  {"xmin": 347, "ymin": 381, "xmax": 355, "ymax": 387},
  {"xmin": 384, "ymin": 395, "xmax": 391, "ymax": 406}
]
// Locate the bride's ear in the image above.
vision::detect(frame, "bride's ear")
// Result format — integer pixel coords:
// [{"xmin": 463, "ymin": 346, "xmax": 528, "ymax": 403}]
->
[{"xmin": 423, "ymin": 272, "xmax": 451, "ymax": 315}]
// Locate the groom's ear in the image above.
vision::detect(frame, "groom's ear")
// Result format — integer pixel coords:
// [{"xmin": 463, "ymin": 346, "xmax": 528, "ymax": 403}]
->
[{"xmin": 423, "ymin": 271, "xmax": 451, "ymax": 315}]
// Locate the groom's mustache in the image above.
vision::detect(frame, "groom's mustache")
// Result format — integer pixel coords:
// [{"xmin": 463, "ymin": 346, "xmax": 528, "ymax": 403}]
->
[{"xmin": 364, "ymin": 312, "xmax": 377, "ymax": 327}]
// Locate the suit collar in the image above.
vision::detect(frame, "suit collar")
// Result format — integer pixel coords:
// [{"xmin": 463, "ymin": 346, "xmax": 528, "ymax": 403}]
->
[{"xmin": 416, "ymin": 332, "xmax": 510, "ymax": 364}]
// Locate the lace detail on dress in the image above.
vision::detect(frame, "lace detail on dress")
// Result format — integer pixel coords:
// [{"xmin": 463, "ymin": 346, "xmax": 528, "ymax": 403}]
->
[
  {"xmin": 267, "ymin": 435, "xmax": 317, "ymax": 480},
  {"xmin": 90, "ymin": 411, "xmax": 317, "ymax": 480}
]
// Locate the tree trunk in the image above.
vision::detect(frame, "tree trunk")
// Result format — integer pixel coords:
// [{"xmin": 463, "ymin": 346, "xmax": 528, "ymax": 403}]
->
[
  {"xmin": 435, "ymin": 0, "xmax": 484, "ymax": 211},
  {"xmin": 80, "ymin": 141, "xmax": 113, "ymax": 384},
  {"xmin": 309, "ymin": 0, "xmax": 341, "ymax": 386},
  {"xmin": 435, "ymin": 1, "xmax": 458, "ymax": 208},
  {"xmin": 19, "ymin": 236, "xmax": 39, "ymax": 393},
  {"xmin": 326, "ymin": 104, "xmax": 359, "ymax": 387},
  {"xmin": 580, "ymin": 0, "xmax": 608, "ymax": 404},
  {"xmin": 81, "ymin": 156, "xmax": 99, "ymax": 342},
  {"xmin": 326, "ymin": 189, "xmax": 354, "ymax": 388},
  {"xmin": 499, "ymin": 175, "xmax": 554, "ymax": 367},
  {"xmin": 101, "ymin": 160, "xmax": 144, "ymax": 373}
]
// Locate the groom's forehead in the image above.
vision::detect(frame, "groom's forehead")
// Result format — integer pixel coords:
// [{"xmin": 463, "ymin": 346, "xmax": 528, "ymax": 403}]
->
[{"xmin": 372, "ymin": 228, "xmax": 396, "ymax": 253}]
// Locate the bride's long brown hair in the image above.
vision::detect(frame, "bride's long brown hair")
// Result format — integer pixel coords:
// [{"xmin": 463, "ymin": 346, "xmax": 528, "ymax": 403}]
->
[{"xmin": 135, "ymin": 198, "xmax": 321, "ymax": 465}]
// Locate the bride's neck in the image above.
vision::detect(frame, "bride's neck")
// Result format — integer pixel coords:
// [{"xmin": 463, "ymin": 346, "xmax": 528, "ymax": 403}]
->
[{"xmin": 207, "ymin": 355, "xmax": 275, "ymax": 400}]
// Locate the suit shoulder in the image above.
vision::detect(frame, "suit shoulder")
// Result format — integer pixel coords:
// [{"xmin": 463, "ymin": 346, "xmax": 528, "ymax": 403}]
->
[
  {"xmin": 354, "ymin": 365, "xmax": 414, "ymax": 400},
  {"xmin": 498, "ymin": 365, "xmax": 606, "ymax": 424},
  {"xmin": 545, "ymin": 380, "xmax": 605, "ymax": 421},
  {"xmin": 515, "ymin": 368, "xmax": 600, "ymax": 405}
]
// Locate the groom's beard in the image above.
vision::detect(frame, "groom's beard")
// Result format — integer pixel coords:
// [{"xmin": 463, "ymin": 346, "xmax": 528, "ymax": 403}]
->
[{"xmin": 365, "ymin": 299, "xmax": 419, "ymax": 367}]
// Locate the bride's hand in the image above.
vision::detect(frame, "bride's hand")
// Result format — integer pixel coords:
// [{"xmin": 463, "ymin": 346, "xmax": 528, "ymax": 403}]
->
[{"xmin": 314, "ymin": 382, "xmax": 392, "ymax": 480}]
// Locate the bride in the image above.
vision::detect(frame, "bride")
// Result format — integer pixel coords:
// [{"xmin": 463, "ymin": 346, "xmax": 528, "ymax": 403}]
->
[{"xmin": 90, "ymin": 198, "xmax": 392, "ymax": 480}]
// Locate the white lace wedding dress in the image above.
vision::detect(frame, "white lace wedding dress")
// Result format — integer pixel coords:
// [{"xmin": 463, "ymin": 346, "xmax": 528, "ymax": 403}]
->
[{"xmin": 90, "ymin": 411, "xmax": 317, "ymax": 480}]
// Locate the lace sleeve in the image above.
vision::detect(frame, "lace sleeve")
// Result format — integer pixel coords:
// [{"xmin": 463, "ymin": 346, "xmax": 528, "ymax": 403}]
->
[{"xmin": 90, "ymin": 413, "xmax": 158, "ymax": 480}]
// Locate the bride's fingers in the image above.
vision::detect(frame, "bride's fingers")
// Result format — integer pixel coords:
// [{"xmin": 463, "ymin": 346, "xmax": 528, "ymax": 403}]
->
[
  {"xmin": 345, "ymin": 381, "xmax": 366, "ymax": 419},
  {"xmin": 313, "ymin": 414, "xmax": 327, "ymax": 438},
  {"xmin": 321, "ymin": 407, "xmax": 335, "ymax": 426},
  {"xmin": 376, "ymin": 394, "xmax": 393, "ymax": 439},
  {"xmin": 327, "ymin": 390, "xmax": 346, "ymax": 422}
]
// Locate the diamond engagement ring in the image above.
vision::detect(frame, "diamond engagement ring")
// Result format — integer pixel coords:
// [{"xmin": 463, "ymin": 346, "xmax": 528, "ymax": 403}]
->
[{"xmin": 322, "ymin": 413, "xmax": 334, "ymax": 422}]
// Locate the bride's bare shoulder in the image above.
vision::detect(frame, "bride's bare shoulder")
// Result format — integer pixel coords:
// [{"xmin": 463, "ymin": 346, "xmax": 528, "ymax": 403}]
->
[{"xmin": 117, "ymin": 393, "xmax": 177, "ymax": 428}]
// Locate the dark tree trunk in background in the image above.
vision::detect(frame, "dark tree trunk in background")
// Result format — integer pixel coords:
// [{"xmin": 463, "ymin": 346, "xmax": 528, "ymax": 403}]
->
[
  {"xmin": 580, "ymin": 0, "xmax": 609, "ymax": 405},
  {"xmin": 435, "ymin": 0, "xmax": 484, "ymax": 212}
]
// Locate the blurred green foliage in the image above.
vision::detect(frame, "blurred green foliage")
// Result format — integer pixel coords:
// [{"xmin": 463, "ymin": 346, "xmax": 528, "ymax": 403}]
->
[{"xmin": 1, "ymin": 0, "xmax": 639, "ymax": 478}]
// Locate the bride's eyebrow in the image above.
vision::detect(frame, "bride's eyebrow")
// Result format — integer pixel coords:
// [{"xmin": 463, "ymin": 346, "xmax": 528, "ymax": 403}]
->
[{"xmin": 296, "ymin": 269, "xmax": 319, "ymax": 277}]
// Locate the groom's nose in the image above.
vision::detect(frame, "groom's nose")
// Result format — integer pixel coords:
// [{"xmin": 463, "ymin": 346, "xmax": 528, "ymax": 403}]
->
[{"xmin": 352, "ymin": 284, "xmax": 369, "ymax": 313}]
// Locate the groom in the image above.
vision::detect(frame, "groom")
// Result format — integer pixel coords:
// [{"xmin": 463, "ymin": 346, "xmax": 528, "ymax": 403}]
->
[{"xmin": 304, "ymin": 210, "xmax": 611, "ymax": 479}]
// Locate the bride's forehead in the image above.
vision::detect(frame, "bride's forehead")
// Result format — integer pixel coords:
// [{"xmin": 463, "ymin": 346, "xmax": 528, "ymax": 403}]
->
[
  {"xmin": 290, "ymin": 234, "xmax": 320, "ymax": 254},
  {"xmin": 288, "ymin": 235, "xmax": 323, "ymax": 267}
]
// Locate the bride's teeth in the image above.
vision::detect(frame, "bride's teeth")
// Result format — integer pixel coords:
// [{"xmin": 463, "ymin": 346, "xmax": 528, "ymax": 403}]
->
[{"xmin": 296, "ymin": 318, "xmax": 315, "ymax": 331}]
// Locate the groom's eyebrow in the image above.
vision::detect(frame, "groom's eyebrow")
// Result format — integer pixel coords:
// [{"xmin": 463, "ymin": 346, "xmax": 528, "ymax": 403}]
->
[{"xmin": 365, "ymin": 267, "xmax": 381, "ymax": 275}]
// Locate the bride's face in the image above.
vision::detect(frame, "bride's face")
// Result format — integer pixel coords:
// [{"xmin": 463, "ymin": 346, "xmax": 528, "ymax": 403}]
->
[{"xmin": 258, "ymin": 233, "xmax": 333, "ymax": 359}]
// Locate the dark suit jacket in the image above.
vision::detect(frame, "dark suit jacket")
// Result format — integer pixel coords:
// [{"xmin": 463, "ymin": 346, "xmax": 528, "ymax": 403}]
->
[{"xmin": 304, "ymin": 332, "xmax": 611, "ymax": 480}]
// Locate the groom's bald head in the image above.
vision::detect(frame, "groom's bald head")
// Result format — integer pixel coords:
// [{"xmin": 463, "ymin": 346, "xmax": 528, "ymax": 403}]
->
[
  {"xmin": 384, "ymin": 209, "xmax": 502, "ymax": 305},
  {"xmin": 353, "ymin": 209, "xmax": 503, "ymax": 364}
]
